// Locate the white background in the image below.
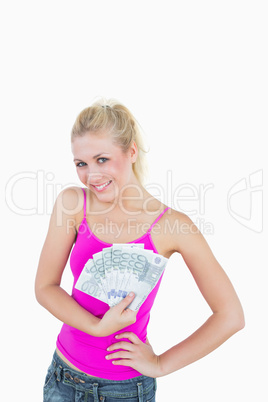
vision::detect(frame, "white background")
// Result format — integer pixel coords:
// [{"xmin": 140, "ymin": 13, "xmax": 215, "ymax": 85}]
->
[{"xmin": 1, "ymin": 1, "xmax": 267, "ymax": 401}]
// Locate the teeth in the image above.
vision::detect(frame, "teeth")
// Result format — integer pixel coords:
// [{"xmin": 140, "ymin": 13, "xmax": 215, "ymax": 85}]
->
[{"xmin": 94, "ymin": 180, "xmax": 111, "ymax": 190}]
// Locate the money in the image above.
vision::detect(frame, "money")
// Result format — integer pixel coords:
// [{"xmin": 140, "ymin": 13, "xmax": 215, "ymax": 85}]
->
[
  {"xmin": 92, "ymin": 251, "xmax": 108, "ymax": 298},
  {"xmin": 75, "ymin": 259, "xmax": 107, "ymax": 303},
  {"xmin": 102, "ymin": 247, "xmax": 113, "ymax": 300},
  {"xmin": 112, "ymin": 243, "xmax": 145, "ymax": 304},
  {"xmin": 126, "ymin": 251, "xmax": 168, "ymax": 311},
  {"xmin": 75, "ymin": 244, "xmax": 169, "ymax": 311},
  {"xmin": 118, "ymin": 247, "xmax": 153, "ymax": 302}
]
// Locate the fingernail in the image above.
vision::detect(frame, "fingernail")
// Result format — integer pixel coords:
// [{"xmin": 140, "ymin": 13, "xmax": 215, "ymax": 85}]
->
[
  {"xmin": 107, "ymin": 347, "xmax": 110, "ymax": 351},
  {"xmin": 128, "ymin": 292, "xmax": 134, "ymax": 297}
]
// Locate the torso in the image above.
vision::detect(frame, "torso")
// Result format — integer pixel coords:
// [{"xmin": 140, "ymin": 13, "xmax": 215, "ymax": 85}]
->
[{"xmin": 59, "ymin": 187, "xmax": 176, "ymax": 374}]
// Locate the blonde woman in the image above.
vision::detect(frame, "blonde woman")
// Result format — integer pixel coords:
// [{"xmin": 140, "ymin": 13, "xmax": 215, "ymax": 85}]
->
[{"xmin": 35, "ymin": 99, "xmax": 245, "ymax": 401}]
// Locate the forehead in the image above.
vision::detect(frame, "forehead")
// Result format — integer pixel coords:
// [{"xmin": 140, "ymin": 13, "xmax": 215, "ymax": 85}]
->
[{"xmin": 71, "ymin": 131, "xmax": 121, "ymax": 157}]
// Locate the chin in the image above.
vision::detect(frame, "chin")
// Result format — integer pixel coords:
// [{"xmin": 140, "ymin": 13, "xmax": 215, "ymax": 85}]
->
[{"xmin": 93, "ymin": 187, "xmax": 119, "ymax": 202}]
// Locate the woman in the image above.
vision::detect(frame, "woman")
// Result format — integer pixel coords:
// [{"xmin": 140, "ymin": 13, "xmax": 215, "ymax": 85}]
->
[{"xmin": 35, "ymin": 99, "xmax": 245, "ymax": 401}]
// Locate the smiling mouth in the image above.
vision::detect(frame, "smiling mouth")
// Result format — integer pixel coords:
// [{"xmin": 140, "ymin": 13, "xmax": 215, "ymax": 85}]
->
[{"xmin": 91, "ymin": 180, "xmax": 112, "ymax": 191}]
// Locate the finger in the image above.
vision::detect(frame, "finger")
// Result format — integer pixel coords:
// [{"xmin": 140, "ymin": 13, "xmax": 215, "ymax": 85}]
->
[
  {"xmin": 106, "ymin": 351, "xmax": 131, "ymax": 360},
  {"xmin": 111, "ymin": 359, "xmax": 135, "ymax": 368},
  {"xmin": 115, "ymin": 332, "xmax": 141, "ymax": 345},
  {"xmin": 121, "ymin": 307, "xmax": 138, "ymax": 320},
  {"xmin": 122, "ymin": 311, "xmax": 138, "ymax": 328},
  {"xmin": 117, "ymin": 292, "xmax": 135, "ymax": 309},
  {"xmin": 107, "ymin": 341, "xmax": 135, "ymax": 352}
]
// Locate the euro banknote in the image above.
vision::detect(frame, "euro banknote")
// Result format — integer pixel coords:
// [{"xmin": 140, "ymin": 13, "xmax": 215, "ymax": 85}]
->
[{"xmin": 75, "ymin": 244, "xmax": 168, "ymax": 311}]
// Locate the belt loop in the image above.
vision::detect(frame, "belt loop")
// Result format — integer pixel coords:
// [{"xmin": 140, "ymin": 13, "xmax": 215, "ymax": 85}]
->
[
  {"xmin": 93, "ymin": 382, "xmax": 99, "ymax": 402},
  {"xmin": 137, "ymin": 381, "xmax": 143, "ymax": 402},
  {"xmin": 56, "ymin": 365, "xmax": 63, "ymax": 382}
]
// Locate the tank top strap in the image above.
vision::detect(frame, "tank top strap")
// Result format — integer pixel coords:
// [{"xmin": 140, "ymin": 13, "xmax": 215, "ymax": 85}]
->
[
  {"xmin": 81, "ymin": 187, "xmax": 87, "ymax": 218},
  {"xmin": 148, "ymin": 206, "xmax": 171, "ymax": 233}
]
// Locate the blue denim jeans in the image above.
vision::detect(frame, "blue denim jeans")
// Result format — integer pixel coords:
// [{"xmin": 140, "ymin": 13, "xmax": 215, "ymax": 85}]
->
[{"xmin": 43, "ymin": 351, "xmax": 157, "ymax": 401}]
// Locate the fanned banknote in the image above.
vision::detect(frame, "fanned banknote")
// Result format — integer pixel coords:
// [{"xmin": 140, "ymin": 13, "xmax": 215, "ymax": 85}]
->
[
  {"xmin": 75, "ymin": 244, "xmax": 168, "ymax": 311},
  {"xmin": 75, "ymin": 259, "xmax": 107, "ymax": 303}
]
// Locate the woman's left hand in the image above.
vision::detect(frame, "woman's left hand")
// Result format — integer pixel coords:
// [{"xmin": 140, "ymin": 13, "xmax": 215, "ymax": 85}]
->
[{"xmin": 106, "ymin": 332, "xmax": 163, "ymax": 378}]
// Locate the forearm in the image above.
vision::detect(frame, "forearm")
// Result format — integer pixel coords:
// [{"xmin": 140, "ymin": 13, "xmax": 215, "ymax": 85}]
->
[
  {"xmin": 158, "ymin": 311, "xmax": 245, "ymax": 376},
  {"xmin": 35, "ymin": 285, "xmax": 101, "ymax": 335}
]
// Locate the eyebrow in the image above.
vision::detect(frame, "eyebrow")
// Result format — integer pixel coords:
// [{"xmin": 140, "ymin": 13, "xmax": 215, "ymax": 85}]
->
[{"xmin": 73, "ymin": 153, "xmax": 110, "ymax": 162}]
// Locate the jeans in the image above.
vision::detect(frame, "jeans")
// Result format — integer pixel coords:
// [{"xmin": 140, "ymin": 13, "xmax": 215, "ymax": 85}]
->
[{"xmin": 43, "ymin": 351, "xmax": 157, "ymax": 401}]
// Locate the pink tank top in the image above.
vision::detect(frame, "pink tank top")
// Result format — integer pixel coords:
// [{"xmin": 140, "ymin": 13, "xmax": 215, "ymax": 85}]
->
[{"xmin": 56, "ymin": 188, "xmax": 170, "ymax": 380}]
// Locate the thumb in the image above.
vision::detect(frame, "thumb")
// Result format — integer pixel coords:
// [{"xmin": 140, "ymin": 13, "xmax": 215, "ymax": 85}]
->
[{"xmin": 117, "ymin": 292, "xmax": 135, "ymax": 310}]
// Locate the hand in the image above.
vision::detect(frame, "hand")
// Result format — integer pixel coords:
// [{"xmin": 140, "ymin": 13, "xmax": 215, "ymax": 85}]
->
[
  {"xmin": 105, "ymin": 332, "xmax": 163, "ymax": 378},
  {"xmin": 93, "ymin": 292, "xmax": 138, "ymax": 337}
]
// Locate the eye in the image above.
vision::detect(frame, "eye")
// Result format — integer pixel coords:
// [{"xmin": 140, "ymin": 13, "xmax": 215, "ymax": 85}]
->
[
  {"xmin": 76, "ymin": 162, "xmax": 86, "ymax": 167},
  {"xmin": 97, "ymin": 157, "xmax": 108, "ymax": 164}
]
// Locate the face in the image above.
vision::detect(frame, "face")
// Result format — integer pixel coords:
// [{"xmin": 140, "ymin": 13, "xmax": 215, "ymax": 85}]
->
[{"xmin": 72, "ymin": 130, "xmax": 138, "ymax": 203}]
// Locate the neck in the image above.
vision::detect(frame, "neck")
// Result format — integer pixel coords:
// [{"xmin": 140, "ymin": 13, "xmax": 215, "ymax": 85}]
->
[{"xmin": 117, "ymin": 180, "xmax": 146, "ymax": 212}]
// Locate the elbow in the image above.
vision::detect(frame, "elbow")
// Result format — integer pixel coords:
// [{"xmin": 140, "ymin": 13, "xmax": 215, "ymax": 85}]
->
[
  {"xmin": 235, "ymin": 300, "xmax": 246, "ymax": 331},
  {"xmin": 233, "ymin": 316, "xmax": 245, "ymax": 334},
  {"xmin": 34, "ymin": 281, "xmax": 51, "ymax": 307},
  {"xmin": 35, "ymin": 283, "xmax": 44, "ymax": 306},
  {"xmin": 35, "ymin": 281, "xmax": 61, "ymax": 309},
  {"xmin": 215, "ymin": 306, "xmax": 245, "ymax": 338},
  {"xmin": 229, "ymin": 307, "xmax": 246, "ymax": 335},
  {"xmin": 236, "ymin": 311, "xmax": 246, "ymax": 332}
]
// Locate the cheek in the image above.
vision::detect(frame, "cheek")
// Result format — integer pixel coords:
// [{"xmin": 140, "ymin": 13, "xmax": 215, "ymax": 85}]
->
[
  {"xmin": 76, "ymin": 169, "xmax": 87, "ymax": 182},
  {"xmin": 114, "ymin": 160, "xmax": 125, "ymax": 170},
  {"xmin": 105, "ymin": 159, "xmax": 128, "ymax": 176},
  {"xmin": 114, "ymin": 155, "xmax": 131, "ymax": 172}
]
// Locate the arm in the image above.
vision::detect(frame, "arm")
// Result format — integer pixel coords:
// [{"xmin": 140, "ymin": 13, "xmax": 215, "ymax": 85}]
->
[
  {"xmin": 106, "ymin": 211, "xmax": 245, "ymax": 376},
  {"xmin": 157, "ymin": 212, "xmax": 245, "ymax": 375},
  {"xmin": 35, "ymin": 187, "xmax": 137, "ymax": 337}
]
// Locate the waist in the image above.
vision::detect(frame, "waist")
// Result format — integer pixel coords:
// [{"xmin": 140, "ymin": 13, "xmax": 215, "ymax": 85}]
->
[
  {"xmin": 55, "ymin": 348, "xmax": 96, "ymax": 377},
  {"xmin": 56, "ymin": 323, "xmax": 147, "ymax": 380}
]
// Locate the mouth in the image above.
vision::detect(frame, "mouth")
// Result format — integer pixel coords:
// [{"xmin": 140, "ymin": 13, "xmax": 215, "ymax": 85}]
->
[{"xmin": 91, "ymin": 180, "xmax": 112, "ymax": 192}]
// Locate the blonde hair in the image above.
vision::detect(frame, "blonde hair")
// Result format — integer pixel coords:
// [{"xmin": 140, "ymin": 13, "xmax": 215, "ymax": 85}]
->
[{"xmin": 71, "ymin": 98, "xmax": 149, "ymax": 185}]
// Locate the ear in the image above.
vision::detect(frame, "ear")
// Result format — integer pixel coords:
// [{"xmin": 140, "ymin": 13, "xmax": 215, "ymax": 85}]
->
[{"xmin": 130, "ymin": 141, "xmax": 138, "ymax": 163}]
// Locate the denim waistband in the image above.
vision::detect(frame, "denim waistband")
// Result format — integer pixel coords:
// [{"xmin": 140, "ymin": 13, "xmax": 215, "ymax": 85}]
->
[{"xmin": 49, "ymin": 350, "xmax": 157, "ymax": 400}]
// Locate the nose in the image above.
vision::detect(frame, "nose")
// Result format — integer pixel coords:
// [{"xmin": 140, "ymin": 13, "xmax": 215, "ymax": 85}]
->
[
  {"xmin": 86, "ymin": 169, "xmax": 113, "ymax": 186},
  {"xmin": 87, "ymin": 172, "xmax": 104, "ymax": 184},
  {"xmin": 84, "ymin": 163, "xmax": 112, "ymax": 186}
]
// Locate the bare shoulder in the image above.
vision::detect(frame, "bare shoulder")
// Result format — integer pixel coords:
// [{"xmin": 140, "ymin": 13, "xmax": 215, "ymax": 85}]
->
[
  {"xmin": 162, "ymin": 208, "xmax": 203, "ymax": 254},
  {"xmin": 165, "ymin": 208, "xmax": 197, "ymax": 228},
  {"xmin": 36, "ymin": 187, "xmax": 84, "ymax": 286},
  {"xmin": 56, "ymin": 186, "xmax": 84, "ymax": 211},
  {"xmin": 52, "ymin": 186, "xmax": 85, "ymax": 232}
]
